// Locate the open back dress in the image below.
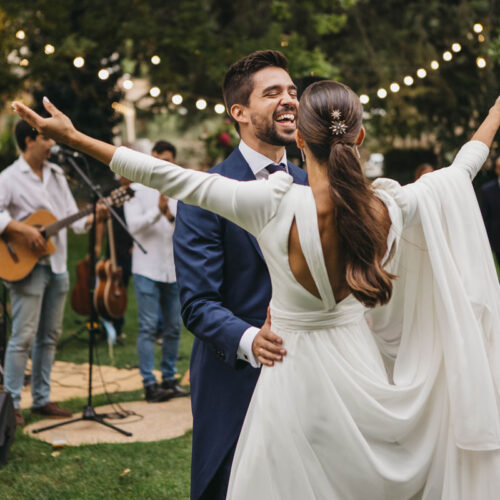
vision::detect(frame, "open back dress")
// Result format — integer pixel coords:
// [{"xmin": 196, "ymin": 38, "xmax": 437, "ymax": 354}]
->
[{"xmin": 110, "ymin": 140, "xmax": 500, "ymax": 499}]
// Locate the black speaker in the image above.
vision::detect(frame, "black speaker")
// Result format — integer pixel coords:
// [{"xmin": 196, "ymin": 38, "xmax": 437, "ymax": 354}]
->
[{"xmin": 0, "ymin": 392, "xmax": 16, "ymax": 465}]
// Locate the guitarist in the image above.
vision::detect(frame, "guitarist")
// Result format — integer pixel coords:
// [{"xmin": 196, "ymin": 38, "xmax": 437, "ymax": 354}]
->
[{"xmin": 0, "ymin": 120, "xmax": 106, "ymax": 426}]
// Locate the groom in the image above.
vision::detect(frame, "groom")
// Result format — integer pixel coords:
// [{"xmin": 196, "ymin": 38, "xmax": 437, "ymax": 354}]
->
[{"xmin": 174, "ymin": 50, "xmax": 307, "ymax": 500}]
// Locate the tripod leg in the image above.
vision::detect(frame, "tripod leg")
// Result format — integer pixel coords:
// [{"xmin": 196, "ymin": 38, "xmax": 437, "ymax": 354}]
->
[
  {"xmin": 91, "ymin": 416, "xmax": 132, "ymax": 436},
  {"xmin": 32, "ymin": 417, "xmax": 84, "ymax": 434}
]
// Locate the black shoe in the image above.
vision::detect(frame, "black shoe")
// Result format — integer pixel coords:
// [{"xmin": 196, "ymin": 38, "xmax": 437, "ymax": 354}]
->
[
  {"xmin": 161, "ymin": 379, "xmax": 190, "ymax": 398},
  {"xmin": 144, "ymin": 383, "xmax": 174, "ymax": 403}
]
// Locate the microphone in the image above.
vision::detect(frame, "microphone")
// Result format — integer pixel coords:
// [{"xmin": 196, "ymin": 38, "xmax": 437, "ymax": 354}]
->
[{"xmin": 50, "ymin": 144, "xmax": 83, "ymax": 161}]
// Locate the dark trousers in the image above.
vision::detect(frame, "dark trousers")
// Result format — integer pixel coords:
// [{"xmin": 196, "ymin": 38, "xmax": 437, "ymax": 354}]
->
[{"xmin": 198, "ymin": 443, "xmax": 236, "ymax": 500}]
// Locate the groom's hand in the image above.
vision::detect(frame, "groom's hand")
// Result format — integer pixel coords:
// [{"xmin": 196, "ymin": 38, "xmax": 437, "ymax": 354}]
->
[{"xmin": 252, "ymin": 307, "xmax": 286, "ymax": 367}]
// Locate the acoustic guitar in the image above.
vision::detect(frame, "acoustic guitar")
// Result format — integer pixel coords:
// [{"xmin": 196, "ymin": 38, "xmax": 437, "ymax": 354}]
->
[
  {"xmin": 0, "ymin": 186, "xmax": 133, "ymax": 282},
  {"xmin": 93, "ymin": 217, "xmax": 128, "ymax": 320}
]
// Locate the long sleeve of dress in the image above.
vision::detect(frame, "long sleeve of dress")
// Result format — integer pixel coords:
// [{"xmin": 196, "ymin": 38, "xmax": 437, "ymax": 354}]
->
[{"xmin": 110, "ymin": 147, "xmax": 293, "ymax": 237}]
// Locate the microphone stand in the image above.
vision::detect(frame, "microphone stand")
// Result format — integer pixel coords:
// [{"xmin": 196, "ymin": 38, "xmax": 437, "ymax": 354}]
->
[{"xmin": 33, "ymin": 151, "xmax": 146, "ymax": 437}]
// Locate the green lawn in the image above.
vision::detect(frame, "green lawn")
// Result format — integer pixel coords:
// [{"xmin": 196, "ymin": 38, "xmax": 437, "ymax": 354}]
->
[{"xmin": 0, "ymin": 231, "xmax": 193, "ymax": 499}]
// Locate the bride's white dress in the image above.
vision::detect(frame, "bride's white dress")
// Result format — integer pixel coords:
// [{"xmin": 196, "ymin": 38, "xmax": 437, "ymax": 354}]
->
[{"xmin": 110, "ymin": 140, "xmax": 500, "ymax": 499}]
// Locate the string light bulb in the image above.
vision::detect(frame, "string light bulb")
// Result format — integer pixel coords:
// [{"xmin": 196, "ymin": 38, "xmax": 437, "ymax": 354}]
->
[
  {"xmin": 377, "ymin": 88, "xmax": 387, "ymax": 99},
  {"xmin": 151, "ymin": 55, "xmax": 161, "ymax": 65},
  {"xmin": 73, "ymin": 56, "xmax": 85, "ymax": 68},
  {"xmin": 416, "ymin": 68, "xmax": 427, "ymax": 78},
  {"xmin": 149, "ymin": 86, "xmax": 161, "ymax": 97},
  {"xmin": 390, "ymin": 83, "xmax": 400, "ymax": 93},
  {"xmin": 19, "ymin": 58, "xmax": 29, "ymax": 67},
  {"xmin": 473, "ymin": 23, "xmax": 483, "ymax": 33},
  {"xmin": 171, "ymin": 94, "xmax": 183, "ymax": 105},
  {"xmin": 403, "ymin": 75, "xmax": 414, "ymax": 86},
  {"xmin": 16, "ymin": 30, "xmax": 25, "ymax": 40},
  {"xmin": 196, "ymin": 99, "xmax": 207, "ymax": 110},
  {"xmin": 451, "ymin": 43, "xmax": 461, "ymax": 53},
  {"xmin": 214, "ymin": 104, "xmax": 226, "ymax": 114},
  {"xmin": 98, "ymin": 69, "xmax": 109, "ymax": 80},
  {"xmin": 476, "ymin": 57, "xmax": 487, "ymax": 68},
  {"xmin": 359, "ymin": 94, "xmax": 369, "ymax": 104},
  {"xmin": 442, "ymin": 51, "xmax": 453, "ymax": 61},
  {"xmin": 44, "ymin": 44, "xmax": 55, "ymax": 55},
  {"xmin": 123, "ymin": 79, "xmax": 133, "ymax": 90},
  {"xmin": 430, "ymin": 60, "xmax": 439, "ymax": 70}
]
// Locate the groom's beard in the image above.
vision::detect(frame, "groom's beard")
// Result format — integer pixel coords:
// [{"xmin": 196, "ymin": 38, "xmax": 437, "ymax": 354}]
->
[{"xmin": 250, "ymin": 112, "xmax": 296, "ymax": 147}]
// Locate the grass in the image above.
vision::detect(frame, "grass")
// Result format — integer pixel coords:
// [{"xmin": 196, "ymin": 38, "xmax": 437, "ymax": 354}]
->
[{"xmin": 0, "ymin": 231, "xmax": 193, "ymax": 499}]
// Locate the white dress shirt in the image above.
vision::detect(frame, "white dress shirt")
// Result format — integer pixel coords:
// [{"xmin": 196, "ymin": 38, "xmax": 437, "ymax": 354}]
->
[
  {"xmin": 124, "ymin": 182, "xmax": 177, "ymax": 283},
  {"xmin": 236, "ymin": 141, "xmax": 288, "ymax": 368},
  {"xmin": 0, "ymin": 155, "xmax": 87, "ymax": 273}
]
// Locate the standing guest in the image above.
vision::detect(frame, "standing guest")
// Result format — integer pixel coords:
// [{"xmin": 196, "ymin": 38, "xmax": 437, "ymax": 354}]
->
[
  {"xmin": 151, "ymin": 141, "xmax": 177, "ymax": 343},
  {"xmin": 0, "ymin": 121, "xmax": 101, "ymax": 426},
  {"xmin": 480, "ymin": 156, "xmax": 500, "ymax": 263},
  {"xmin": 414, "ymin": 162, "xmax": 434, "ymax": 180},
  {"xmin": 173, "ymin": 51, "xmax": 307, "ymax": 499},
  {"xmin": 124, "ymin": 140, "xmax": 188, "ymax": 403}
]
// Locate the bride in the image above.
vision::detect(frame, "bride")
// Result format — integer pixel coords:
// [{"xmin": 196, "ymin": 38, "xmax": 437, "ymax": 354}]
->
[{"xmin": 13, "ymin": 81, "xmax": 500, "ymax": 499}]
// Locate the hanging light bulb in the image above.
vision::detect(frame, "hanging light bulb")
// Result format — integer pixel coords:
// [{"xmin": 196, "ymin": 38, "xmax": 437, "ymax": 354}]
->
[
  {"xmin": 476, "ymin": 57, "xmax": 487, "ymax": 68},
  {"xmin": 390, "ymin": 83, "xmax": 400, "ymax": 93},
  {"xmin": 451, "ymin": 43, "xmax": 462, "ymax": 53},
  {"xmin": 442, "ymin": 51, "xmax": 453, "ymax": 61},
  {"xmin": 473, "ymin": 23, "xmax": 483, "ymax": 33},
  {"xmin": 98, "ymin": 69, "xmax": 110, "ymax": 80},
  {"xmin": 171, "ymin": 94, "xmax": 183, "ymax": 105},
  {"xmin": 151, "ymin": 55, "xmax": 161, "ymax": 65},
  {"xmin": 16, "ymin": 30, "xmax": 25, "ymax": 40},
  {"xmin": 149, "ymin": 86, "xmax": 161, "ymax": 97},
  {"xmin": 214, "ymin": 104, "xmax": 226, "ymax": 114},
  {"xmin": 196, "ymin": 99, "xmax": 207, "ymax": 110},
  {"xmin": 403, "ymin": 76, "xmax": 414, "ymax": 86},
  {"xmin": 377, "ymin": 88, "xmax": 387, "ymax": 99},
  {"xmin": 73, "ymin": 56, "xmax": 85, "ymax": 68},
  {"xmin": 359, "ymin": 94, "xmax": 369, "ymax": 104},
  {"xmin": 123, "ymin": 79, "xmax": 133, "ymax": 90},
  {"xmin": 44, "ymin": 44, "xmax": 55, "ymax": 55},
  {"xmin": 416, "ymin": 68, "xmax": 427, "ymax": 78},
  {"xmin": 430, "ymin": 60, "xmax": 439, "ymax": 70}
]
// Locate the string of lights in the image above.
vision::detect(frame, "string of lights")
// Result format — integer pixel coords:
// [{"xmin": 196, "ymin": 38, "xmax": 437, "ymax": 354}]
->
[
  {"xmin": 12, "ymin": 22, "xmax": 488, "ymax": 114},
  {"xmin": 358, "ymin": 23, "xmax": 487, "ymax": 107}
]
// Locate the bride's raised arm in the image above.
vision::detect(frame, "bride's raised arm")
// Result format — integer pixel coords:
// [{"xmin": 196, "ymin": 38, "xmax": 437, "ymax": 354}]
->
[
  {"xmin": 12, "ymin": 97, "xmax": 291, "ymax": 237},
  {"xmin": 447, "ymin": 96, "xmax": 500, "ymax": 180}
]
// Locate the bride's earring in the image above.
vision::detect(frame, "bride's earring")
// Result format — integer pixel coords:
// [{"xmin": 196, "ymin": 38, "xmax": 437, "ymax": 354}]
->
[{"xmin": 300, "ymin": 148, "xmax": 305, "ymax": 162}]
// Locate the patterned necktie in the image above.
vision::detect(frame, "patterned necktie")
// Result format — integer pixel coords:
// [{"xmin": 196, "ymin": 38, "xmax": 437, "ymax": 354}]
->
[{"xmin": 266, "ymin": 163, "xmax": 287, "ymax": 175}]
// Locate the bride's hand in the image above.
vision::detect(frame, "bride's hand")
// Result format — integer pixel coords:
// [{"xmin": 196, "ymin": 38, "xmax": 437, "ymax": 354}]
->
[
  {"xmin": 489, "ymin": 96, "xmax": 500, "ymax": 116},
  {"xmin": 12, "ymin": 97, "xmax": 78, "ymax": 146}
]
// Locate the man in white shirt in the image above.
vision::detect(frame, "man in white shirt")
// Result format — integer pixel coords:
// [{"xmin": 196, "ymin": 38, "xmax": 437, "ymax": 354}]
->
[
  {"xmin": 124, "ymin": 140, "xmax": 188, "ymax": 402},
  {"xmin": 0, "ymin": 120, "xmax": 97, "ymax": 426}
]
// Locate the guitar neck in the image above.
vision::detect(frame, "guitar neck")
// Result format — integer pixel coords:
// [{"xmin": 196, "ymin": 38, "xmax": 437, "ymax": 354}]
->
[
  {"xmin": 44, "ymin": 205, "xmax": 93, "ymax": 237},
  {"xmin": 107, "ymin": 217, "xmax": 118, "ymax": 271},
  {"xmin": 41, "ymin": 186, "xmax": 132, "ymax": 238}
]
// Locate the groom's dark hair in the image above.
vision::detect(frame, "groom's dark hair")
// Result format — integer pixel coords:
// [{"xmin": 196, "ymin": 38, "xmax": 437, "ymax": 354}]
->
[{"xmin": 222, "ymin": 50, "xmax": 289, "ymax": 132}]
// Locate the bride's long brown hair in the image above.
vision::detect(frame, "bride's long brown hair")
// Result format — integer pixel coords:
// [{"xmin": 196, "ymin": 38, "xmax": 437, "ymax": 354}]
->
[{"xmin": 298, "ymin": 81, "xmax": 394, "ymax": 307}]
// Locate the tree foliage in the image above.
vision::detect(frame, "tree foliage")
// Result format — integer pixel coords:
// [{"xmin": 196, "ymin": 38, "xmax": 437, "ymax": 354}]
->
[{"xmin": 1, "ymin": 0, "xmax": 499, "ymax": 163}]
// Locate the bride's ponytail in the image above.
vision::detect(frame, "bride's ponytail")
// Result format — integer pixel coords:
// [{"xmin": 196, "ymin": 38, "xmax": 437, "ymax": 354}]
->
[{"xmin": 299, "ymin": 81, "xmax": 394, "ymax": 307}]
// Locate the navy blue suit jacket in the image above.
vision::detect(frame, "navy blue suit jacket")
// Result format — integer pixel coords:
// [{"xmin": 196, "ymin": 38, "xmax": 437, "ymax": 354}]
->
[
  {"xmin": 480, "ymin": 179, "xmax": 500, "ymax": 253},
  {"xmin": 173, "ymin": 148, "xmax": 307, "ymax": 499}
]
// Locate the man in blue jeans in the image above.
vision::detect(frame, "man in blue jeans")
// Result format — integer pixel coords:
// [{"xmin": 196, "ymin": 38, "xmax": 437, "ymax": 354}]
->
[
  {"xmin": 124, "ymin": 140, "xmax": 188, "ymax": 402},
  {"xmin": 0, "ymin": 120, "xmax": 101, "ymax": 426}
]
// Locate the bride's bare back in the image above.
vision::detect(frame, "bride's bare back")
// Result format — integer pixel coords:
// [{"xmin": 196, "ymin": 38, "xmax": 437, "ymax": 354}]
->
[{"xmin": 288, "ymin": 188, "xmax": 391, "ymax": 303}]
